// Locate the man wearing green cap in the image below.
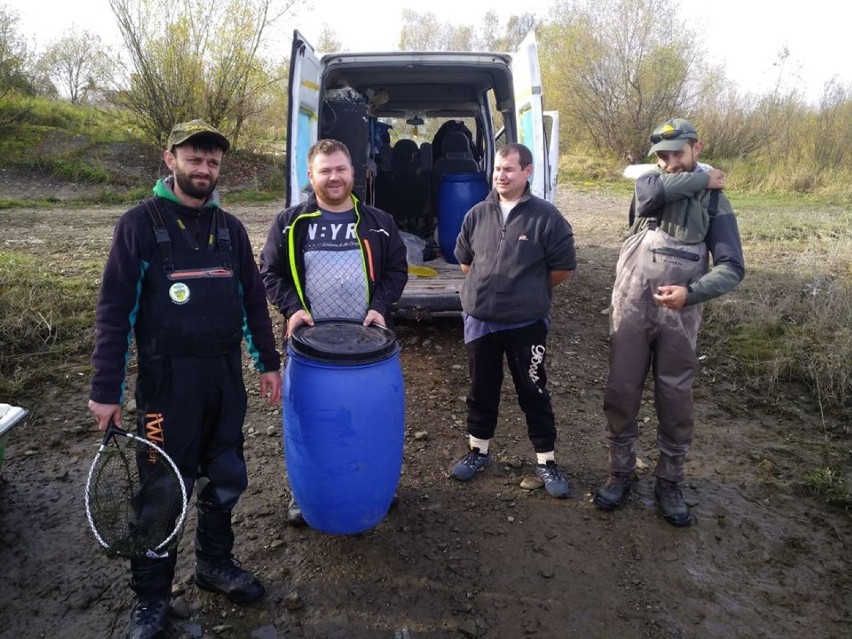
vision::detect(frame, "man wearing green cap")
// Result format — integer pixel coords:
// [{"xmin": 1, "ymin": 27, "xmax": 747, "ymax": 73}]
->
[
  {"xmin": 88, "ymin": 119, "xmax": 282, "ymax": 638},
  {"xmin": 593, "ymin": 117, "xmax": 745, "ymax": 526}
]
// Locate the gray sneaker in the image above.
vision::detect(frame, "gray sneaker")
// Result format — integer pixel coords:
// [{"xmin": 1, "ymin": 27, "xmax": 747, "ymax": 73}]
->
[
  {"xmin": 593, "ymin": 472, "xmax": 636, "ymax": 511},
  {"xmin": 286, "ymin": 497, "xmax": 306, "ymax": 527},
  {"xmin": 654, "ymin": 478, "xmax": 692, "ymax": 527},
  {"xmin": 534, "ymin": 461, "xmax": 571, "ymax": 499},
  {"xmin": 451, "ymin": 447, "xmax": 492, "ymax": 481}
]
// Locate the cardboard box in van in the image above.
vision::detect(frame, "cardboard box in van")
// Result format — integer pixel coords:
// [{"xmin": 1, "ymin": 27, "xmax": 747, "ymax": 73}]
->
[{"xmin": 286, "ymin": 30, "xmax": 559, "ymax": 319}]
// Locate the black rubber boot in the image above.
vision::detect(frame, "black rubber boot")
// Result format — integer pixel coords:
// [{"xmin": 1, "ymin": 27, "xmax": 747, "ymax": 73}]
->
[
  {"xmin": 130, "ymin": 553, "xmax": 177, "ymax": 596},
  {"xmin": 654, "ymin": 478, "xmax": 692, "ymax": 527},
  {"xmin": 195, "ymin": 556, "xmax": 266, "ymax": 603},
  {"xmin": 125, "ymin": 596, "xmax": 170, "ymax": 639},
  {"xmin": 593, "ymin": 472, "xmax": 636, "ymax": 511},
  {"xmin": 195, "ymin": 504, "xmax": 265, "ymax": 604}
]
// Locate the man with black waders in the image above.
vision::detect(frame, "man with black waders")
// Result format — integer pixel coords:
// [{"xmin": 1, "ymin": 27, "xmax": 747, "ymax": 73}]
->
[
  {"xmin": 259, "ymin": 138, "xmax": 408, "ymax": 526},
  {"xmin": 450, "ymin": 143, "xmax": 577, "ymax": 499},
  {"xmin": 593, "ymin": 118, "xmax": 745, "ymax": 526},
  {"xmin": 88, "ymin": 120, "xmax": 282, "ymax": 639}
]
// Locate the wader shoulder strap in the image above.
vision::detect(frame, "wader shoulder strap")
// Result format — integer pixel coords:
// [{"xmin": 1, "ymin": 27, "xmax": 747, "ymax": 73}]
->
[
  {"xmin": 703, "ymin": 189, "xmax": 721, "ymax": 247},
  {"xmin": 628, "ymin": 194, "xmax": 659, "ymax": 230},
  {"xmin": 215, "ymin": 208, "xmax": 233, "ymax": 270},
  {"xmin": 707, "ymin": 189, "xmax": 720, "ymax": 223},
  {"xmin": 141, "ymin": 198, "xmax": 174, "ymax": 274}
]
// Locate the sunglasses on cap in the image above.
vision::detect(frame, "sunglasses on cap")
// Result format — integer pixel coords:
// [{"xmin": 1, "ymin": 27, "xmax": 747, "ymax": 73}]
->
[{"xmin": 649, "ymin": 128, "xmax": 697, "ymax": 144}]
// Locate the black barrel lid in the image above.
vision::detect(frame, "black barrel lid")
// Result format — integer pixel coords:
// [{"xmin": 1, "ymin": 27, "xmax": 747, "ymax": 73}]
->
[{"xmin": 289, "ymin": 319, "xmax": 399, "ymax": 363}]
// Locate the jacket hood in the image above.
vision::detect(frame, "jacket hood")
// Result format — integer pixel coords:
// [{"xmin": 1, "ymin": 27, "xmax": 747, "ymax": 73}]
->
[{"xmin": 153, "ymin": 176, "xmax": 221, "ymax": 209}]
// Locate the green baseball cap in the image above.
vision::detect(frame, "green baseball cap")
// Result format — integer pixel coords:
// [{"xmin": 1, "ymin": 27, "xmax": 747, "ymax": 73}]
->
[
  {"xmin": 648, "ymin": 118, "xmax": 698, "ymax": 155},
  {"xmin": 167, "ymin": 119, "xmax": 230, "ymax": 152}
]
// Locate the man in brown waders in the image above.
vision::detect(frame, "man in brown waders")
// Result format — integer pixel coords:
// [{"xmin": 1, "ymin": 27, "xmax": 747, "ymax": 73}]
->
[{"xmin": 593, "ymin": 118, "xmax": 745, "ymax": 526}]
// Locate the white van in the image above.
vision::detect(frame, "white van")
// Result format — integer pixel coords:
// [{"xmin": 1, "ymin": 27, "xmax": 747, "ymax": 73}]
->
[{"xmin": 286, "ymin": 30, "xmax": 559, "ymax": 319}]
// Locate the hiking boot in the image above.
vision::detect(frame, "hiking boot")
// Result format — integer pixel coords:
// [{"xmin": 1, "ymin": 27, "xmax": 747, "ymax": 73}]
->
[
  {"xmin": 533, "ymin": 461, "xmax": 571, "ymax": 499},
  {"xmin": 450, "ymin": 447, "xmax": 492, "ymax": 481},
  {"xmin": 654, "ymin": 478, "xmax": 692, "ymax": 527},
  {"xmin": 593, "ymin": 472, "xmax": 636, "ymax": 511},
  {"xmin": 286, "ymin": 497, "xmax": 306, "ymax": 527},
  {"xmin": 195, "ymin": 557, "xmax": 265, "ymax": 603},
  {"xmin": 126, "ymin": 596, "xmax": 169, "ymax": 639}
]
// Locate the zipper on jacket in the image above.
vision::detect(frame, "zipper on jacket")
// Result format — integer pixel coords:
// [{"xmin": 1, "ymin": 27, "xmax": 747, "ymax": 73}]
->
[
  {"xmin": 287, "ymin": 210, "xmax": 322, "ymax": 311},
  {"xmin": 651, "ymin": 246, "xmax": 701, "ymax": 262},
  {"xmin": 351, "ymin": 197, "xmax": 374, "ymax": 300}
]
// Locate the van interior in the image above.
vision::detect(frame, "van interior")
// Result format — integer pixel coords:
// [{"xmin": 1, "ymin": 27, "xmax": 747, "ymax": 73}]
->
[
  {"xmin": 312, "ymin": 55, "xmax": 519, "ymax": 256},
  {"xmin": 287, "ymin": 31, "xmax": 556, "ymax": 318}
]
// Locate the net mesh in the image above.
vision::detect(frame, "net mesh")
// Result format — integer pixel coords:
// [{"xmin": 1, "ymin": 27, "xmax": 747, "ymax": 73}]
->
[{"xmin": 86, "ymin": 435, "xmax": 186, "ymax": 559}]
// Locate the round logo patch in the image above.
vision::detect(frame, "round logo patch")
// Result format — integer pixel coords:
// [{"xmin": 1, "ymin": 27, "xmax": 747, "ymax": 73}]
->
[{"xmin": 169, "ymin": 282, "xmax": 190, "ymax": 305}]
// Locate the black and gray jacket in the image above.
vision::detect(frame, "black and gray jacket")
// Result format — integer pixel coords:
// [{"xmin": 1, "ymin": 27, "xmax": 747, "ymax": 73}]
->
[
  {"xmin": 90, "ymin": 179, "xmax": 281, "ymax": 405},
  {"xmin": 454, "ymin": 185, "xmax": 576, "ymax": 323},
  {"xmin": 259, "ymin": 192, "xmax": 408, "ymax": 327}
]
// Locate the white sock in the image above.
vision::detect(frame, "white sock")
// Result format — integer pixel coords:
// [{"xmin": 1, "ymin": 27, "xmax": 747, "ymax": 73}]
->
[
  {"xmin": 469, "ymin": 436, "xmax": 490, "ymax": 454},
  {"xmin": 536, "ymin": 451, "xmax": 555, "ymax": 465}
]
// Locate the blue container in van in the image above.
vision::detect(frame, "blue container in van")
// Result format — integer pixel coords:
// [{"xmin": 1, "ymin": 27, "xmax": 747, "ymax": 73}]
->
[
  {"xmin": 283, "ymin": 320, "xmax": 404, "ymax": 535},
  {"xmin": 437, "ymin": 172, "xmax": 489, "ymax": 264}
]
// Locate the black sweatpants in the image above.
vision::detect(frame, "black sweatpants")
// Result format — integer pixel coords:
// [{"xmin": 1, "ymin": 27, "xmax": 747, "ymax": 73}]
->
[{"xmin": 465, "ymin": 320, "xmax": 557, "ymax": 453}]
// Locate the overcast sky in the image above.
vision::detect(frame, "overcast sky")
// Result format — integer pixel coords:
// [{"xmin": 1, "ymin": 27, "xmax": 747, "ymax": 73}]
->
[{"xmin": 6, "ymin": 0, "xmax": 847, "ymax": 105}]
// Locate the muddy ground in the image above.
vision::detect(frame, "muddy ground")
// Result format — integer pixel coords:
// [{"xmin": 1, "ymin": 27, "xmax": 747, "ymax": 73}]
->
[{"xmin": 0, "ymin": 189, "xmax": 850, "ymax": 639}]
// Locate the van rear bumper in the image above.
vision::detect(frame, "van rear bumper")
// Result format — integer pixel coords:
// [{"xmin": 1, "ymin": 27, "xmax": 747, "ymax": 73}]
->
[{"xmin": 392, "ymin": 292, "xmax": 462, "ymax": 321}]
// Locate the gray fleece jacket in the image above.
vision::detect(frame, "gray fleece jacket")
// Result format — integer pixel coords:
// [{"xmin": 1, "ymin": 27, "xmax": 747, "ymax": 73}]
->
[{"xmin": 454, "ymin": 185, "xmax": 576, "ymax": 323}]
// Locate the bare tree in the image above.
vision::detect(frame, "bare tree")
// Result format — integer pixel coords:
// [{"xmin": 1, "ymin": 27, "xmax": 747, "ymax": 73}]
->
[
  {"xmin": 398, "ymin": 10, "xmax": 477, "ymax": 52},
  {"xmin": 812, "ymin": 79, "xmax": 851, "ymax": 167},
  {"xmin": 39, "ymin": 28, "xmax": 114, "ymax": 104},
  {"xmin": 316, "ymin": 24, "xmax": 343, "ymax": 53},
  {"xmin": 107, "ymin": 0, "xmax": 297, "ymax": 148},
  {"xmin": 400, "ymin": 10, "xmax": 537, "ymax": 53},
  {"xmin": 0, "ymin": 4, "xmax": 35, "ymax": 99},
  {"xmin": 541, "ymin": 0, "xmax": 705, "ymax": 159},
  {"xmin": 485, "ymin": 12, "xmax": 537, "ymax": 52}
]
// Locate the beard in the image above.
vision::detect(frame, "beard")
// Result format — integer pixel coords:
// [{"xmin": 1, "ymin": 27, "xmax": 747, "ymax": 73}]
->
[
  {"xmin": 313, "ymin": 179, "xmax": 353, "ymax": 207},
  {"xmin": 174, "ymin": 167, "xmax": 218, "ymax": 200}
]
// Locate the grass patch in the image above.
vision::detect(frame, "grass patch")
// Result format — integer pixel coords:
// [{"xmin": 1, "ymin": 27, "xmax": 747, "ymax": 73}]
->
[
  {"xmin": 557, "ymin": 153, "xmax": 634, "ymax": 195},
  {"xmin": 703, "ymin": 202, "xmax": 852, "ymax": 415},
  {"xmin": 227, "ymin": 190, "xmax": 282, "ymax": 203},
  {"xmin": 0, "ymin": 95, "xmax": 129, "ymax": 141},
  {"xmin": 0, "ymin": 251, "xmax": 100, "ymax": 402},
  {"xmin": 797, "ymin": 467, "xmax": 852, "ymax": 507}
]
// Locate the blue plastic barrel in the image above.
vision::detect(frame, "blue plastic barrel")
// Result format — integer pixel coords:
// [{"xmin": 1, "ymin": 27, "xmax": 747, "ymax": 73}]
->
[
  {"xmin": 283, "ymin": 320, "xmax": 404, "ymax": 535},
  {"xmin": 438, "ymin": 172, "xmax": 489, "ymax": 264}
]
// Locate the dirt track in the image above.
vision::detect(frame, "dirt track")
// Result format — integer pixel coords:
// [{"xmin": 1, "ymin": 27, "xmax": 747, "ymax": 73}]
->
[{"xmin": 0, "ymin": 192, "xmax": 850, "ymax": 638}]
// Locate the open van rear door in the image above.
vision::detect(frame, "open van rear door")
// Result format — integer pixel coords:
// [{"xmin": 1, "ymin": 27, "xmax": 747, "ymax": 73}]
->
[
  {"xmin": 512, "ymin": 31, "xmax": 556, "ymax": 202},
  {"xmin": 286, "ymin": 31, "xmax": 322, "ymax": 207},
  {"xmin": 544, "ymin": 110, "xmax": 560, "ymax": 199}
]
